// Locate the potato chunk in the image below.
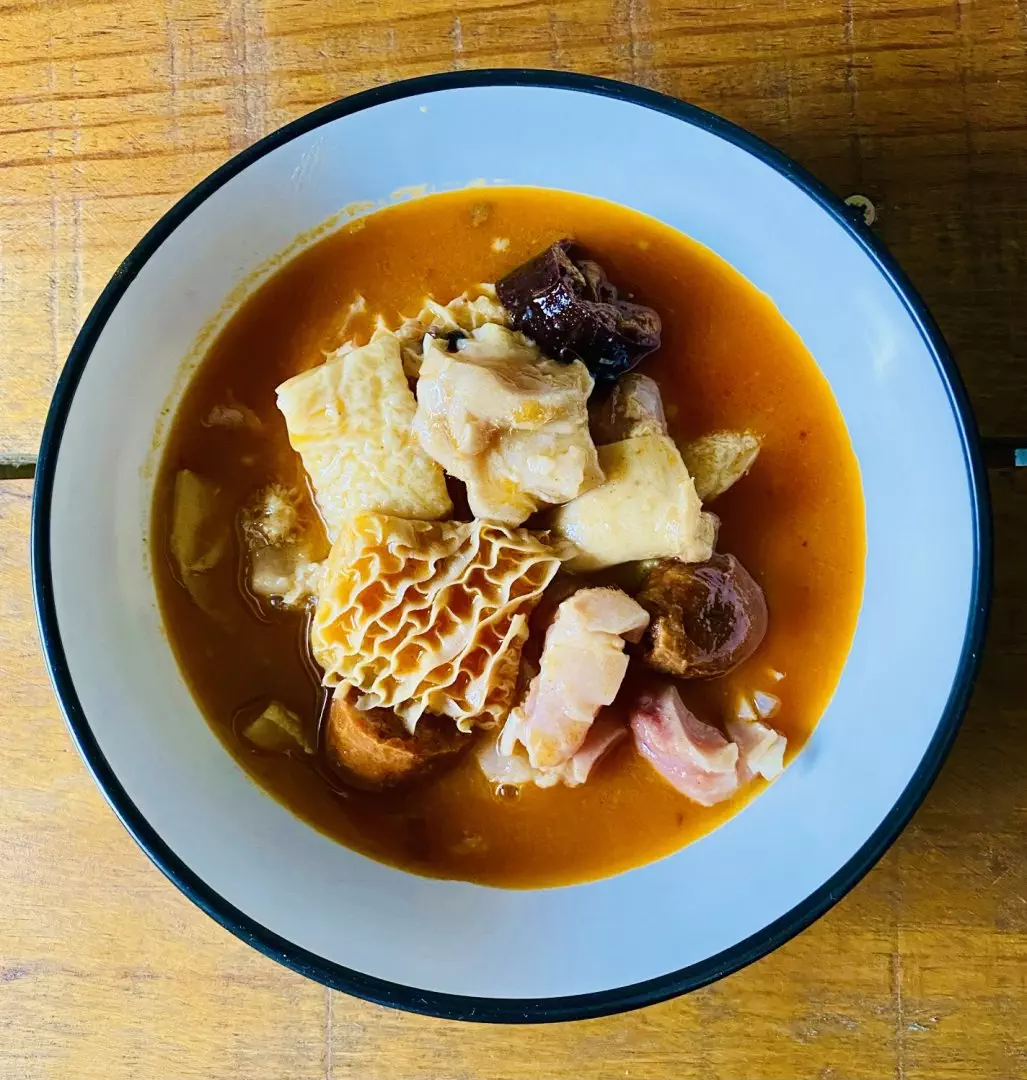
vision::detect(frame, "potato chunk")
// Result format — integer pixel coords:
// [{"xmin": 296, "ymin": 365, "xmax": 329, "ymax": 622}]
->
[
  {"xmin": 169, "ymin": 469, "xmax": 227, "ymax": 575},
  {"xmin": 548, "ymin": 435, "xmax": 714, "ymax": 571},
  {"xmin": 679, "ymin": 431, "xmax": 761, "ymax": 501},
  {"xmin": 588, "ymin": 374, "xmax": 668, "ymax": 444},
  {"xmin": 242, "ymin": 702, "xmax": 315, "ymax": 754}
]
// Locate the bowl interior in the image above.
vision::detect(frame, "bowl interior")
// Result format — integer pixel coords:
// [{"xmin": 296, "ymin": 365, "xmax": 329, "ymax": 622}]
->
[{"xmin": 39, "ymin": 78, "xmax": 980, "ymax": 1011}]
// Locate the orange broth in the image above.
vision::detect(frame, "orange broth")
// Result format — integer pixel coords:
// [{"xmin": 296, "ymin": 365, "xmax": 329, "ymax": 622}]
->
[{"xmin": 152, "ymin": 187, "xmax": 865, "ymax": 888}]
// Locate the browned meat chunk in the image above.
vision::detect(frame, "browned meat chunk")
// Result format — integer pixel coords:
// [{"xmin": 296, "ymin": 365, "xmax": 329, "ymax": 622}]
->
[
  {"xmin": 638, "ymin": 554, "xmax": 768, "ymax": 678},
  {"xmin": 588, "ymin": 373, "xmax": 668, "ymax": 444},
  {"xmin": 324, "ymin": 694, "xmax": 469, "ymax": 788},
  {"xmin": 496, "ymin": 240, "xmax": 661, "ymax": 384}
]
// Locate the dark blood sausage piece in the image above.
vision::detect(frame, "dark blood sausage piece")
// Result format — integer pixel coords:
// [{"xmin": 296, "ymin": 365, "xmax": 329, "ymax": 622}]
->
[
  {"xmin": 325, "ymin": 694, "xmax": 469, "ymax": 789},
  {"xmin": 496, "ymin": 239, "xmax": 662, "ymax": 384},
  {"xmin": 637, "ymin": 554, "xmax": 768, "ymax": 679}
]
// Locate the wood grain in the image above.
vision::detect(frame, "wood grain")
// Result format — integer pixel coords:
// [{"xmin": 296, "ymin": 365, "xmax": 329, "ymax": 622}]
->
[
  {"xmin": 0, "ymin": 0, "xmax": 1025, "ymax": 1076},
  {"xmin": 2, "ymin": 469, "xmax": 1024, "ymax": 1078},
  {"xmin": 0, "ymin": 0, "xmax": 1024, "ymax": 459}
]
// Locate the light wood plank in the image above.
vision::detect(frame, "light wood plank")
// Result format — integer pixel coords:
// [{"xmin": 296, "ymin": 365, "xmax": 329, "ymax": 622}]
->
[
  {"xmin": 1, "ymin": 469, "xmax": 1023, "ymax": 1076},
  {"xmin": 0, "ymin": 0, "xmax": 1024, "ymax": 457},
  {"xmin": 0, "ymin": 0, "xmax": 1025, "ymax": 1074},
  {"xmin": 0, "ymin": 480, "xmax": 327, "ymax": 1080}
]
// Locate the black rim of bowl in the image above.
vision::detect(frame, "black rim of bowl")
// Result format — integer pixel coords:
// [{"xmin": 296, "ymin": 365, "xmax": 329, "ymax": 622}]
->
[{"xmin": 30, "ymin": 69, "xmax": 992, "ymax": 1024}]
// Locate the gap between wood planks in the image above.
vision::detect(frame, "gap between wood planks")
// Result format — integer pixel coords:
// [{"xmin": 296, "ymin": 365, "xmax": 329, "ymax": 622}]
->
[
  {"xmin": 1, "ymin": 436, "xmax": 1025, "ymax": 482},
  {"xmin": 0, "ymin": 455, "xmax": 36, "ymax": 480}
]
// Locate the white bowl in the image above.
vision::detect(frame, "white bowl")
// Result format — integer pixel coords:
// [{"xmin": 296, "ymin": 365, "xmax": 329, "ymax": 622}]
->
[{"xmin": 31, "ymin": 71, "xmax": 990, "ymax": 1021}]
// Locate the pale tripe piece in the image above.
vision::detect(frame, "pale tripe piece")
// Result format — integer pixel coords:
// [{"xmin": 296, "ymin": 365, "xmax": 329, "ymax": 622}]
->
[
  {"xmin": 549, "ymin": 435, "xmax": 715, "ymax": 571},
  {"xmin": 498, "ymin": 587, "xmax": 648, "ymax": 769},
  {"xmin": 413, "ymin": 322, "xmax": 602, "ymax": 526},
  {"xmin": 395, "ymin": 284, "xmax": 510, "ymax": 377},
  {"xmin": 311, "ymin": 512, "xmax": 569, "ymax": 731},
  {"xmin": 680, "ymin": 430, "xmax": 761, "ymax": 501},
  {"xmin": 275, "ymin": 329, "xmax": 451, "ymax": 542}
]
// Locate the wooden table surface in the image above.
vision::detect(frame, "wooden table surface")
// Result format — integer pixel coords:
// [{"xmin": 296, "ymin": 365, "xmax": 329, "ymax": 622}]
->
[{"xmin": 1, "ymin": 1, "xmax": 1025, "ymax": 1077}]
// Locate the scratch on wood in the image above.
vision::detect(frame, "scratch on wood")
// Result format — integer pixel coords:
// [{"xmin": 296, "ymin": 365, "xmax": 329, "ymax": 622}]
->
[
  {"xmin": 324, "ymin": 987, "xmax": 333, "ymax": 1080},
  {"xmin": 842, "ymin": 0, "xmax": 865, "ymax": 184},
  {"xmin": 891, "ymin": 949, "xmax": 906, "ymax": 1080},
  {"xmin": 655, "ymin": 34, "xmax": 965, "ymax": 69},
  {"xmin": 45, "ymin": 4, "xmax": 60, "ymax": 378},
  {"xmin": 626, "ymin": 0, "xmax": 640, "ymax": 82},
  {"xmin": 223, "ymin": 0, "xmax": 270, "ymax": 151},
  {"xmin": 611, "ymin": 0, "xmax": 660, "ymax": 89},
  {"xmin": 244, "ymin": 0, "xmax": 270, "ymax": 138},
  {"xmin": 0, "ymin": 144, "xmax": 228, "ymax": 173},
  {"xmin": 48, "ymin": 194, "xmax": 60, "ymax": 378},
  {"xmin": 0, "ymin": 41, "xmax": 157, "ymax": 75},
  {"xmin": 547, "ymin": 9, "xmax": 565, "ymax": 68},
  {"xmin": 0, "ymin": 0, "xmax": 104, "ymax": 13},
  {"xmin": 908, "ymin": 1016, "xmax": 939, "ymax": 1032},
  {"xmin": 450, "ymin": 16, "xmax": 466, "ymax": 70},
  {"xmin": 0, "ymin": 113, "xmax": 218, "ymax": 141},
  {"xmin": 165, "ymin": 0, "xmax": 183, "ymax": 150},
  {"xmin": 47, "ymin": 29, "xmax": 57, "ymax": 97},
  {"xmin": 633, "ymin": 0, "xmax": 659, "ymax": 87},
  {"xmin": 71, "ymin": 91, "xmax": 83, "ymax": 329},
  {"xmin": 0, "ymin": 232, "xmax": 4, "ymax": 349},
  {"xmin": 72, "ymin": 194, "xmax": 83, "ymax": 328},
  {"xmin": 842, "ymin": 0, "xmax": 856, "ymax": 94},
  {"xmin": 954, "ymin": 0, "xmax": 976, "ymax": 183}
]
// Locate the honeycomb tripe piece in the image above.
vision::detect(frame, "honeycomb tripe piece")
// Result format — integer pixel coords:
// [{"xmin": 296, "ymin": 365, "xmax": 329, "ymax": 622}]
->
[
  {"xmin": 275, "ymin": 329, "xmax": 452, "ymax": 542},
  {"xmin": 311, "ymin": 512, "xmax": 570, "ymax": 731}
]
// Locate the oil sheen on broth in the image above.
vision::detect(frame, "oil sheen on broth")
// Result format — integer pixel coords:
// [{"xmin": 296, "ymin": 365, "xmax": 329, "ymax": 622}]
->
[{"xmin": 152, "ymin": 187, "xmax": 865, "ymax": 888}]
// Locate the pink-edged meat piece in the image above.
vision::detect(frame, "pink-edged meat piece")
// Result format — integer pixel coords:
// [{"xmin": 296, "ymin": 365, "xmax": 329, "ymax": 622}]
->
[
  {"xmin": 481, "ymin": 712, "xmax": 628, "ymax": 790},
  {"xmin": 502, "ymin": 587, "xmax": 649, "ymax": 769},
  {"xmin": 560, "ymin": 713, "xmax": 629, "ymax": 785},
  {"xmin": 630, "ymin": 683, "xmax": 742, "ymax": 806},
  {"xmin": 726, "ymin": 716, "xmax": 787, "ymax": 783}
]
